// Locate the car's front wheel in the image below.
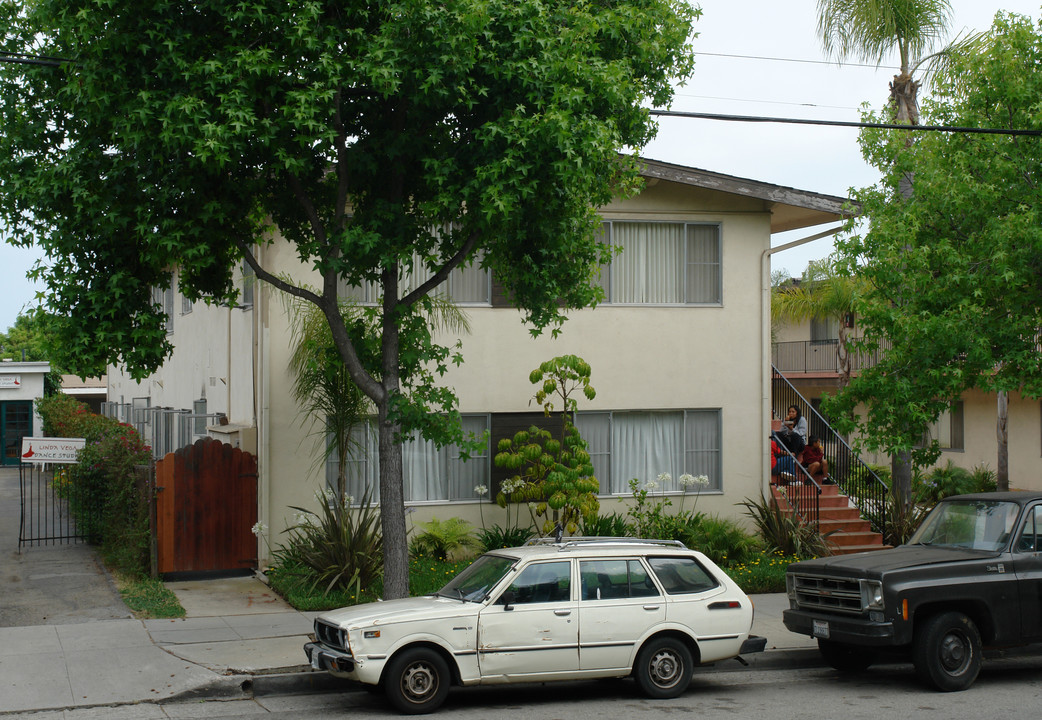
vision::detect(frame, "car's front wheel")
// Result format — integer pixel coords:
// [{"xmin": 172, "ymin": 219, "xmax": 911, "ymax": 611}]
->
[
  {"xmin": 384, "ymin": 647, "xmax": 451, "ymax": 714},
  {"xmin": 818, "ymin": 639, "xmax": 877, "ymax": 672},
  {"xmin": 634, "ymin": 637, "xmax": 694, "ymax": 699},
  {"xmin": 912, "ymin": 611, "xmax": 982, "ymax": 692}
]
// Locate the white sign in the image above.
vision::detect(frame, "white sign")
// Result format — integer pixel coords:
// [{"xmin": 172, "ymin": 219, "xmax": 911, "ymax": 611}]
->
[
  {"xmin": 0, "ymin": 375, "xmax": 21, "ymax": 389},
  {"xmin": 20, "ymin": 437, "xmax": 86, "ymax": 465}
]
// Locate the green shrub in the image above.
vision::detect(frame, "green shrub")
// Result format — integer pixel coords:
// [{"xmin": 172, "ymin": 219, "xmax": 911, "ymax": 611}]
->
[
  {"xmin": 969, "ymin": 464, "xmax": 998, "ymax": 493},
  {"xmin": 579, "ymin": 511, "xmax": 630, "ymax": 538},
  {"xmin": 477, "ymin": 524, "xmax": 535, "ymax": 551},
  {"xmin": 739, "ymin": 494, "xmax": 833, "ymax": 559},
  {"xmin": 273, "ymin": 489, "xmax": 383, "ymax": 595},
  {"xmin": 410, "ymin": 517, "xmax": 481, "ymax": 561},
  {"xmin": 681, "ymin": 515, "xmax": 760, "ymax": 566},
  {"xmin": 915, "ymin": 461, "xmax": 976, "ymax": 504},
  {"xmin": 723, "ymin": 551, "xmax": 798, "ymax": 594}
]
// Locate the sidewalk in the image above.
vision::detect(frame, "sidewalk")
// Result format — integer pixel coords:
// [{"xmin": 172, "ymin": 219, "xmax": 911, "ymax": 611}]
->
[{"xmin": 0, "ymin": 574, "xmax": 819, "ymax": 715}]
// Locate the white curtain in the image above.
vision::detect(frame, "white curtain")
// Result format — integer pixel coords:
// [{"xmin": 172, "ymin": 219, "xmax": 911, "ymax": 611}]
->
[
  {"xmin": 686, "ymin": 225, "xmax": 721, "ymax": 304},
  {"xmin": 611, "ymin": 412, "xmax": 684, "ymax": 493},
  {"xmin": 684, "ymin": 410, "xmax": 721, "ymax": 489},
  {"xmin": 613, "ymin": 222, "xmax": 685, "ymax": 303},
  {"xmin": 575, "ymin": 412, "xmax": 611, "ymax": 494}
]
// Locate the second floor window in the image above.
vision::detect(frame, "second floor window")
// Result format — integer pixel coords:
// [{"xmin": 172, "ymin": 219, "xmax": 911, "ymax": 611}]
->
[{"xmin": 596, "ymin": 221, "xmax": 722, "ymax": 305}]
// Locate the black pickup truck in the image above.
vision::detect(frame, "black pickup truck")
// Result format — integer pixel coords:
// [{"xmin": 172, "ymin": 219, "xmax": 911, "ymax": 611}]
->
[{"xmin": 783, "ymin": 491, "xmax": 1042, "ymax": 691}]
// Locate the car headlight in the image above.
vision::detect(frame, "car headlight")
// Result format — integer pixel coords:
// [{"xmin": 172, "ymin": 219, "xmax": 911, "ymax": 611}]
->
[{"xmin": 861, "ymin": 579, "xmax": 884, "ymax": 611}]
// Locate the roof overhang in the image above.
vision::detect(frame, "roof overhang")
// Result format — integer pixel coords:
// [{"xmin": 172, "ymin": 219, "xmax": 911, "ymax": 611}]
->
[{"xmin": 637, "ymin": 157, "xmax": 857, "ymax": 234}]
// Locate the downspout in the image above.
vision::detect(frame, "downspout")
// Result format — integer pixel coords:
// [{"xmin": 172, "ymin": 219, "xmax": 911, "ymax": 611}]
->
[{"xmin": 761, "ymin": 224, "xmax": 844, "ymax": 493}]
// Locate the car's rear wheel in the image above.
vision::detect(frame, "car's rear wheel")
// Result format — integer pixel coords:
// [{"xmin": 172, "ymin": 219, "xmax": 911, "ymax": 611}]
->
[
  {"xmin": 634, "ymin": 637, "xmax": 694, "ymax": 699},
  {"xmin": 384, "ymin": 647, "xmax": 451, "ymax": 714},
  {"xmin": 912, "ymin": 611, "xmax": 982, "ymax": 692},
  {"xmin": 818, "ymin": 639, "xmax": 877, "ymax": 672}
]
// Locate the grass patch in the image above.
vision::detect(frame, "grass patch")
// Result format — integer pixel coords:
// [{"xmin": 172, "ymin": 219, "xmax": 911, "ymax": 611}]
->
[{"xmin": 114, "ymin": 573, "xmax": 186, "ymax": 619}]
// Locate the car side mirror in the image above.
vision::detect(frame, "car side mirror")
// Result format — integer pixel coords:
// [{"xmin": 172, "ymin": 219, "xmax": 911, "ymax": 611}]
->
[{"xmin": 500, "ymin": 590, "xmax": 516, "ymax": 611}]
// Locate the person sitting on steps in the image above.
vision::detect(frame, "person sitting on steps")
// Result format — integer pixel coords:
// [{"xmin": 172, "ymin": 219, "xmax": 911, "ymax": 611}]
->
[{"xmin": 802, "ymin": 435, "xmax": 831, "ymax": 484}]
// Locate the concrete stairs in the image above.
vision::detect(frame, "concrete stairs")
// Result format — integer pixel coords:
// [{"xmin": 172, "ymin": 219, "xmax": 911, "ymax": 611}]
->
[{"xmin": 771, "ymin": 483, "xmax": 891, "ymax": 555}]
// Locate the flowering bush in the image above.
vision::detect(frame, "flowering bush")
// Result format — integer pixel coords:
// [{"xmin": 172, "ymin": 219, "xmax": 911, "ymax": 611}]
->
[{"xmin": 38, "ymin": 395, "xmax": 153, "ymax": 574}]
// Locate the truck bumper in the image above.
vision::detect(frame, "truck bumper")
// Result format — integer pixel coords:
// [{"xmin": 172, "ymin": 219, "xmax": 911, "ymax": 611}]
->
[
  {"xmin": 783, "ymin": 609, "xmax": 906, "ymax": 647},
  {"xmin": 304, "ymin": 641, "xmax": 357, "ymax": 676}
]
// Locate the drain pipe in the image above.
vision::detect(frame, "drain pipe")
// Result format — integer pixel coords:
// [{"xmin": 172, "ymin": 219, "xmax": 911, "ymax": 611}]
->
[{"xmin": 761, "ymin": 224, "xmax": 845, "ymax": 492}]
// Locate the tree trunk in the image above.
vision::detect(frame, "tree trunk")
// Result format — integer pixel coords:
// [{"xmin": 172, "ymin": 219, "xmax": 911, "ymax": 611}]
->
[
  {"xmin": 379, "ymin": 267, "xmax": 410, "ymax": 600},
  {"xmin": 837, "ymin": 323, "xmax": 851, "ymax": 387},
  {"xmin": 997, "ymin": 391, "xmax": 1009, "ymax": 492},
  {"xmin": 889, "ymin": 71, "xmax": 920, "ymax": 507},
  {"xmin": 892, "ymin": 449, "xmax": 912, "ymax": 508}
]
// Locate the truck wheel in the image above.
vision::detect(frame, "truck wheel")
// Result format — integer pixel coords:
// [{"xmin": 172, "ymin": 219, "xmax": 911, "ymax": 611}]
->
[
  {"xmin": 912, "ymin": 611, "xmax": 982, "ymax": 692},
  {"xmin": 384, "ymin": 647, "xmax": 451, "ymax": 714},
  {"xmin": 818, "ymin": 639, "xmax": 876, "ymax": 672},
  {"xmin": 634, "ymin": 637, "xmax": 694, "ymax": 699}
]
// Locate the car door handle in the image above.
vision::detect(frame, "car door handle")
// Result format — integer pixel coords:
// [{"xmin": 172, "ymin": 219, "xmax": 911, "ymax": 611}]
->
[
  {"xmin": 554, "ymin": 609, "xmax": 572, "ymax": 616},
  {"xmin": 643, "ymin": 605, "xmax": 661, "ymax": 611}
]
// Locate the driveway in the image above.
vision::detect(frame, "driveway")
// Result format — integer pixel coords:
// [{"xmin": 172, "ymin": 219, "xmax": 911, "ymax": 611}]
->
[{"xmin": 0, "ymin": 466, "xmax": 131, "ymax": 627}]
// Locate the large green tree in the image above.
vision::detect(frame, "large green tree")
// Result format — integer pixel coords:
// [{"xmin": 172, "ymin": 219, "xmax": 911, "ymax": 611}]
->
[
  {"xmin": 825, "ymin": 12, "xmax": 1042, "ymax": 490},
  {"xmin": 0, "ymin": 0, "xmax": 696, "ymax": 597}
]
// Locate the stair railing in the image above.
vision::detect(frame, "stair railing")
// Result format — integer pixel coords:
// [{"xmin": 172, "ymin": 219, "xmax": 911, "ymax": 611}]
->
[
  {"xmin": 772, "ymin": 366, "xmax": 890, "ymax": 539},
  {"xmin": 771, "ymin": 434, "xmax": 821, "ymax": 528}
]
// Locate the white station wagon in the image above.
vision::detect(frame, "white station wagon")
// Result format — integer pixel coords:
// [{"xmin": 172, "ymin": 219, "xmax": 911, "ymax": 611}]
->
[{"xmin": 304, "ymin": 538, "xmax": 766, "ymax": 713}]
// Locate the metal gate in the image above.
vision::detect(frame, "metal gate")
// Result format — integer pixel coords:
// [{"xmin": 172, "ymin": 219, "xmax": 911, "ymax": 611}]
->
[{"xmin": 18, "ymin": 460, "xmax": 99, "ymax": 548}]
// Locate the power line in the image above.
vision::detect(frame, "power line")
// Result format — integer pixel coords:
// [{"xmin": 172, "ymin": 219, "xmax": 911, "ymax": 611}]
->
[
  {"xmin": 649, "ymin": 109, "xmax": 1042, "ymax": 136},
  {"xmin": 694, "ymin": 50, "xmax": 901, "ymax": 71},
  {"xmin": 0, "ymin": 51, "xmax": 70, "ymax": 67}
]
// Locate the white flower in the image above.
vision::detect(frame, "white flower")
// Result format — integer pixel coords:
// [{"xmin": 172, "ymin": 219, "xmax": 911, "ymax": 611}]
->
[
  {"xmin": 695, "ymin": 474, "xmax": 710, "ymax": 487},
  {"xmin": 678, "ymin": 473, "xmax": 697, "ymax": 487},
  {"xmin": 656, "ymin": 472, "xmax": 672, "ymax": 485},
  {"xmin": 502, "ymin": 478, "xmax": 525, "ymax": 494},
  {"xmin": 474, "ymin": 484, "xmax": 489, "ymax": 496},
  {"xmin": 645, "ymin": 479, "xmax": 658, "ymax": 490},
  {"xmin": 294, "ymin": 512, "xmax": 314, "ymax": 526},
  {"xmin": 251, "ymin": 522, "xmax": 268, "ymax": 538}
]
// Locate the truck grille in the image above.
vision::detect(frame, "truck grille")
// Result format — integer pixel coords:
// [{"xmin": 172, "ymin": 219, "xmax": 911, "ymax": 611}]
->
[
  {"xmin": 791, "ymin": 574, "xmax": 864, "ymax": 614},
  {"xmin": 315, "ymin": 619, "xmax": 347, "ymax": 651}
]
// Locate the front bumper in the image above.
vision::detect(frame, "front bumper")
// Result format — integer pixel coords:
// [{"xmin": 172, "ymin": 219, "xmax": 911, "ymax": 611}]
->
[
  {"xmin": 304, "ymin": 641, "xmax": 356, "ymax": 674},
  {"xmin": 783, "ymin": 608, "xmax": 903, "ymax": 647}
]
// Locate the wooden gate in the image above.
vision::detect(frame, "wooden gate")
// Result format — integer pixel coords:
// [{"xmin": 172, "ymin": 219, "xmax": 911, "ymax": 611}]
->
[{"xmin": 155, "ymin": 437, "xmax": 258, "ymax": 574}]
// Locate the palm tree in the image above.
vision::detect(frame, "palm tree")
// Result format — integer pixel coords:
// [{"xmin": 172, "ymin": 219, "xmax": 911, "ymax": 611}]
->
[
  {"xmin": 284, "ymin": 292, "xmax": 471, "ymax": 504},
  {"xmin": 772, "ymin": 257, "xmax": 865, "ymax": 388},
  {"xmin": 817, "ymin": 0, "xmax": 953, "ymax": 126}
]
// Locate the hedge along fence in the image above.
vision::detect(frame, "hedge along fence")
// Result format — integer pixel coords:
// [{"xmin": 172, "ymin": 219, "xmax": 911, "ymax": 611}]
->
[{"xmin": 37, "ymin": 394, "xmax": 154, "ymax": 576}]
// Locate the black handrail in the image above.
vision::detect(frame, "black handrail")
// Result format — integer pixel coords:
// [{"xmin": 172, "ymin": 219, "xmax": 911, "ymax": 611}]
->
[
  {"xmin": 771, "ymin": 433, "xmax": 821, "ymax": 528},
  {"xmin": 772, "ymin": 366, "xmax": 889, "ymax": 538},
  {"xmin": 771, "ymin": 339, "xmax": 892, "ymax": 375}
]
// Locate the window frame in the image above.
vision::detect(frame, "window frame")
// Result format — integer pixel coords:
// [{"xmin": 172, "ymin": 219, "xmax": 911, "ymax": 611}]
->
[{"xmin": 596, "ymin": 220, "xmax": 723, "ymax": 306}]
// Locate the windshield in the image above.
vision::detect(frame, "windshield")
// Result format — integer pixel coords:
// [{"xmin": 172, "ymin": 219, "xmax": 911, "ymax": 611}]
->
[
  {"xmin": 910, "ymin": 500, "xmax": 1021, "ymax": 552},
  {"xmin": 437, "ymin": 553, "xmax": 516, "ymax": 602}
]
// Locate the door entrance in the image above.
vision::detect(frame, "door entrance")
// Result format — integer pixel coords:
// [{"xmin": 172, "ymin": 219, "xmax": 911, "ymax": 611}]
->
[{"xmin": 1, "ymin": 401, "xmax": 33, "ymax": 466}]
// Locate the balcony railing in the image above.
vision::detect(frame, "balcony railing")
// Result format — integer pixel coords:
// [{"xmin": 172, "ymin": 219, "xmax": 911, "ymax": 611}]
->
[{"xmin": 771, "ymin": 339, "xmax": 891, "ymax": 376}]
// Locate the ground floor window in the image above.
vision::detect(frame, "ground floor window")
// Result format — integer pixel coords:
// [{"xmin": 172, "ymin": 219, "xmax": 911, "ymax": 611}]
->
[
  {"xmin": 574, "ymin": 409, "xmax": 722, "ymax": 494},
  {"xmin": 328, "ymin": 415, "xmax": 490, "ymax": 503},
  {"xmin": 328, "ymin": 408, "xmax": 722, "ymax": 503}
]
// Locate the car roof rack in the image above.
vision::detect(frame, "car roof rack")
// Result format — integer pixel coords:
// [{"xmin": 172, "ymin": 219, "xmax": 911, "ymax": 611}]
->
[{"xmin": 524, "ymin": 536, "xmax": 688, "ymax": 551}]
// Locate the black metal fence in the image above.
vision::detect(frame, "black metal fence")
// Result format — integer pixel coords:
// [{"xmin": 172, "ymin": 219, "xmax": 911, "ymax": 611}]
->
[
  {"xmin": 18, "ymin": 462, "xmax": 99, "ymax": 548},
  {"xmin": 772, "ymin": 367, "xmax": 890, "ymax": 538},
  {"xmin": 772, "ymin": 339, "xmax": 892, "ymax": 375}
]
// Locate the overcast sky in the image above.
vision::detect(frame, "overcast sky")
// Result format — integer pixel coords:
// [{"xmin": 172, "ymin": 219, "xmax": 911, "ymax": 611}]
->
[{"xmin": 0, "ymin": 0, "xmax": 1037, "ymax": 332}]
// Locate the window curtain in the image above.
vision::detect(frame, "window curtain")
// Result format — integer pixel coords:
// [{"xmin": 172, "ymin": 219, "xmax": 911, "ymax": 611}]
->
[
  {"xmin": 684, "ymin": 410, "xmax": 721, "ymax": 490},
  {"xmin": 610, "ymin": 412, "xmax": 684, "ymax": 493},
  {"xmin": 575, "ymin": 412, "xmax": 611, "ymax": 494},
  {"xmin": 686, "ymin": 224, "xmax": 721, "ymax": 304},
  {"xmin": 613, "ymin": 222, "xmax": 686, "ymax": 303}
]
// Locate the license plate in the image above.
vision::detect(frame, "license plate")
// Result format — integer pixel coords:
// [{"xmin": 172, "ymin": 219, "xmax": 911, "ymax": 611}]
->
[{"xmin": 813, "ymin": 619, "xmax": 830, "ymax": 639}]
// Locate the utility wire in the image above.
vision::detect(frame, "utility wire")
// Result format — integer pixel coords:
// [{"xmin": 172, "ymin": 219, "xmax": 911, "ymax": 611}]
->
[
  {"xmin": 694, "ymin": 50, "xmax": 901, "ymax": 71},
  {"xmin": 0, "ymin": 51, "xmax": 70, "ymax": 67},
  {"xmin": 650, "ymin": 109, "xmax": 1042, "ymax": 136}
]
